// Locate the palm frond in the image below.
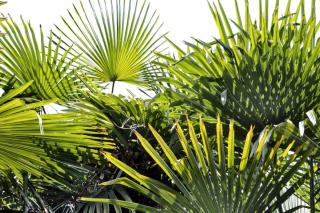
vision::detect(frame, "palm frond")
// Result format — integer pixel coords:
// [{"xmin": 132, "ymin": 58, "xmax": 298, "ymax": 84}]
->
[
  {"xmin": 288, "ymin": 109, "xmax": 320, "ymax": 211},
  {"xmin": 81, "ymin": 116, "xmax": 315, "ymax": 212},
  {"xmin": 0, "ymin": 16, "xmax": 82, "ymax": 101},
  {"xmin": 154, "ymin": 0, "xmax": 320, "ymax": 130},
  {"xmin": 0, "ymin": 82, "xmax": 114, "ymax": 187},
  {"xmin": 56, "ymin": 0, "xmax": 163, "ymax": 89}
]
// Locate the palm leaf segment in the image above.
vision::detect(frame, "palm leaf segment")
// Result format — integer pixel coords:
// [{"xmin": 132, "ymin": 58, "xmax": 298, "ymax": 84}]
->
[
  {"xmin": 291, "ymin": 109, "xmax": 320, "ymax": 210},
  {"xmin": 0, "ymin": 16, "xmax": 81, "ymax": 101},
  {"xmin": 58, "ymin": 0, "xmax": 163, "ymax": 88},
  {"xmin": 155, "ymin": 0, "xmax": 320, "ymax": 129},
  {"xmin": 0, "ymin": 82, "xmax": 114, "ymax": 185},
  {"xmin": 81, "ymin": 117, "xmax": 315, "ymax": 212}
]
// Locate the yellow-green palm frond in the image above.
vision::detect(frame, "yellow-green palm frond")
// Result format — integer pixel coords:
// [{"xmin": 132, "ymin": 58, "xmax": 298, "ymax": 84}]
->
[
  {"xmin": 154, "ymin": 0, "xmax": 320, "ymax": 130},
  {"xmin": 57, "ymin": 0, "xmax": 164, "ymax": 89},
  {"xmin": 81, "ymin": 117, "xmax": 315, "ymax": 212},
  {"xmin": 0, "ymin": 82, "xmax": 114, "ymax": 187},
  {"xmin": 0, "ymin": 16, "xmax": 82, "ymax": 101}
]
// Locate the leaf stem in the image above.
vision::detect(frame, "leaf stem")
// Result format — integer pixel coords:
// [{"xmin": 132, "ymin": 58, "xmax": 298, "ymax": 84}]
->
[{"xmin": 111, "ymin": 80, "xmax": 116, "ymax": 94}]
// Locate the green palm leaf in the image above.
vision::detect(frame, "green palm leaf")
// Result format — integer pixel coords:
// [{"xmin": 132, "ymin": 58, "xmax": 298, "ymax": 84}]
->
[
  {"xmin": 0, "ymin": 16, "xmax": 82, "ymax": 101},
  {"xmin": 154, "ymin": 0, "xmax": 320, "ymax": 130},
  {"xmin": 81, "ymin": 116, "xmax": 315, "ymax": 212},
  {"xmin": 57, "ymin": 0, "xmax": 163, "ymax": 91},
  {"xmin": 0, "ymin": 82, "xmax": 113, "ymax": 185}
]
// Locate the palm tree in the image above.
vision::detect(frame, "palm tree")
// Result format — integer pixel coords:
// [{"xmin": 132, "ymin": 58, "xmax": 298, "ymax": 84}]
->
[
  {"xmin": 1, "ymin": 0, "xmax": 320, "ymax": 211},
  {"xmin": 0, "ymin": 0, "xmax": 166, "ymax": 210},
  {"xmin": 67, "ymin": 89, "xmax": 181, "ymax": 212},
  {"xmin": 288, "ymin": 109, "xmax": 320, "ymax": 211}
]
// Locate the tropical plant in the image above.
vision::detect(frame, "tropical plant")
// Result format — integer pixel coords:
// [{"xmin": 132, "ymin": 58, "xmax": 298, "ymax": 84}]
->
[
  {"xmin": 69, "ymin": 91, "xmax": 181, "ymax": 212},
  {"xmin": 74, "ymin": 184, "xmax": 135, "ymax": 213},
  {"xmin": 33, "ymin": 168, "xmax": 134, "ymax": 213},
  {"xmin": 0, "ymin": 0, "xmax": 166, "ymax": 210},
  {"xmin": 154, "ymin": 0, "xmax": 320, "ymax": 130},
  {"xmin": 0, "ymin": 7, "xmax": 123, "ymax": 211},
  {"xmin": 1, "ymin": 0, "xmax": 320, "ymax": 211},
  {"xmin": 79, "ymin": 90, "xmax": 178, "ymax": 143},
  {"xmin": 293, "ymin": 157, "xmax": 320, "ymax": 212},
  {"xmin": 57, "ymin": 0, "xmax": 164, "ymax": 92},
  {"xmin": 81, "ymin": 117, "xmax": 316, "ymax": 212}
]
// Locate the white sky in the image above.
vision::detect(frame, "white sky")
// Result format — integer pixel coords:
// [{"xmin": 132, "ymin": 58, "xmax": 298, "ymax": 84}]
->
[
  {"xmin": 1, "ymin": 0, "xmax": 218, "ymax": 97},
  {"xmin": 2, "ymin": 0, "xmax": 218, "ymax": 44},
  {"xmin": 3, "ymin": 0, "xmax": 316, "ymax": 42},
  {"xmin": 1, "ymin": 0, "xmax": 318, "ymax": 98}
]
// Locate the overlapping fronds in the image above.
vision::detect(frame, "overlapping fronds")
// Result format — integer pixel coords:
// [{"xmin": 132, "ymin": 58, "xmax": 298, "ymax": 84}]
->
[
  {"xmin": 75, "ymin": 185, "xmax": 135, "ymax": 213},
  {"xmin": 65, "ymin": 92, "xmax": 178, "ymax": 212},
  {"xmin": 154, "ymin": 0, "xmax": 320, "ymax": 130},
  {"xmin": 0, "ymin": 82, "xmax": 114, "ymax": 185},
  {"xmin": 77, "ymin": 90, "xmax": 179, "ymax": 147},
  {"xmin": 81, "ymin": 117, "xmax": 315, "ymax": 212},
  {"xmin": 290, "ymin": 109, "xmax": 320, "ymax": 211},
  {"xmin": 0, "ymin": 16, "xmax": 82, "ymax": 101}
]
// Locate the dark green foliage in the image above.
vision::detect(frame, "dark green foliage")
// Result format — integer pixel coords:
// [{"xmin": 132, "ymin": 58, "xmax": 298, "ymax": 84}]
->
[{"xmin": 155, "ymin": 0, "xmax": 320, "ymax": 130}]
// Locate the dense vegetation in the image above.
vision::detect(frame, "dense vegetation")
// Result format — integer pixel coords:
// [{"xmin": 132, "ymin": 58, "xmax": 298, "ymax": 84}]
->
[{"xmin": 0, "ymin": 0, "xmax": 319, "ymax": 212}]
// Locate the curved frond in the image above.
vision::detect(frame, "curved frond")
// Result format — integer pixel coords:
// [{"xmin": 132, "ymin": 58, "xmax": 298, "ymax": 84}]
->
[
  {"xmin": 0, "ymin": 82, "xmax": 114, "ymax": 187},
  {"xmin": 0, "ymin": 16, "xmax": 82, "ymax": 101}
]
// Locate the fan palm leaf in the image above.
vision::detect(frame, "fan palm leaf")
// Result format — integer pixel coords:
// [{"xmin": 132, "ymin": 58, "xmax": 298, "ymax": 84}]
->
[
  {"xmin": 81, "ymin": 116, "xmax": 315, "ymax": 212},
  {"xmin": 265, "ymin": 109, "xmax": 320, "ymax": 211},
  {"xmin": 68, "ymin": 91, "xmax": 179, "ymax": 212},
  {"xmin": 154, "ymin": 0, "xmax": 320, "ymax": 130},
  {"xmin": 57, "ymin": 0, "xmax": 163, "ymax": 91},
  {"xmin": 76, "ymin": 88, "xmax": 180, "ymax": 150}
]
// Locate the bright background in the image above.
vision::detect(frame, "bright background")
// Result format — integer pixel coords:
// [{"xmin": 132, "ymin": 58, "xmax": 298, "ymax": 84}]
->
[
  {"xmin": 1, "ymin": 0, "xmax": 319, "ymax": 97},
  {"xmin": 3, "ymin": 0, "xmax": 317, "ymax": 43},
  {"xmin": 2, "ymin": 0, "xmax": 217, "ymax": 44}
]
